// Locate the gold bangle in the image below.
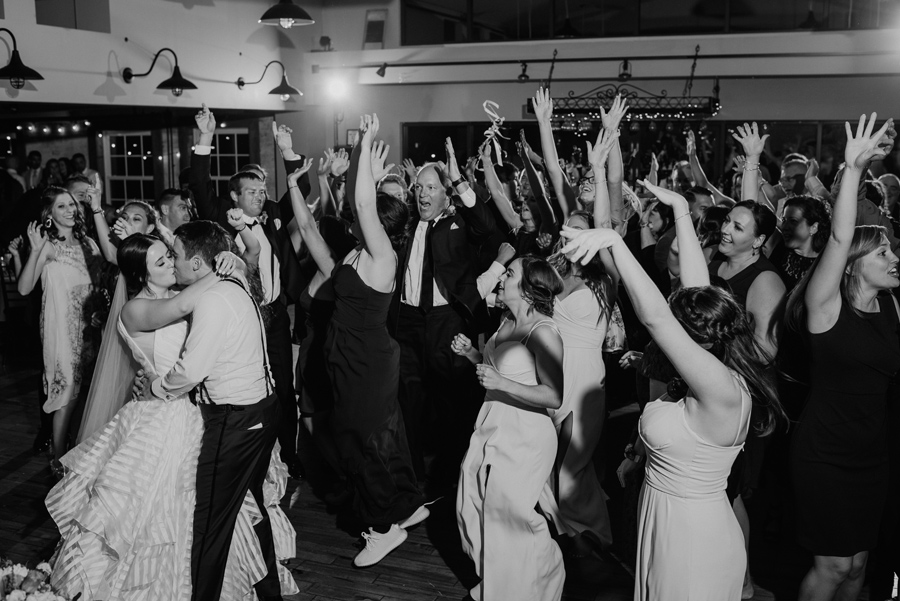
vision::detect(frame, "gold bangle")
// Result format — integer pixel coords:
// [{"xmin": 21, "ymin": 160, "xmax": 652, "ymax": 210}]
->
[{"xmin": 674, "ymin": 212, "xmax": 691, "ymax": 222}]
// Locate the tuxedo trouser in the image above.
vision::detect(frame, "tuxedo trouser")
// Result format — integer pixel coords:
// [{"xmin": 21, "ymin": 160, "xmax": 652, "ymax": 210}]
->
[
  {"xmin": 265, "ymin": 300, "xmax": 299, "ymax": 463},
  {"xmin": 395, "ymin": 304, "xmax": 482, "ymax": 486},
  {"xmin": 191, "ymin": 394, "xmax": 280, "ymax": 601}
]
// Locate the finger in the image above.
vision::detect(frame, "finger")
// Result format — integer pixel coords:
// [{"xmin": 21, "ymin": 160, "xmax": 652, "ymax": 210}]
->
[
  {"xmin": 201, "ymin": 103, "xmax": 208, "ymax": 113},
  {"xmin": 760, "ymin": 134, "xmax": 770, "ymax": 146},
  {"xmin": 845, "ymin": 120, "xmax": 854, "ymax": 143},
  {"xmin": 856, "ymin": 114, "xmax": 866, "ymax": 139},
  {"xmin": 271, "ymin": 121, "xmax": 278, "ymax": 136},
  {"xmin": 864, "ymin": 112, "xmax": 878, "ymax": 139},
  {"xmin": 872, "ymin": 118, "xmax": 893, "ymax": 144}
]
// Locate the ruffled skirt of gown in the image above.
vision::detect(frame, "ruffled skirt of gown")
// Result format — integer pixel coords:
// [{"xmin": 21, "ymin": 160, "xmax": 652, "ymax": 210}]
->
[{"xmin": 46, "ymin": 397, "xmax": 299, "ymax": 601}]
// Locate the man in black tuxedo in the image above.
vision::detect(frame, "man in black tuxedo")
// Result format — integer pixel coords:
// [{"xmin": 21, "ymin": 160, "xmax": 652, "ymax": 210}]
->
[
  {"xmin": 390, "ymin": 140, "xmax": 498, "ymax": 495},
  {"xmin": 189, "ymin": 104, "xmax": 309, "ymax": 479}
]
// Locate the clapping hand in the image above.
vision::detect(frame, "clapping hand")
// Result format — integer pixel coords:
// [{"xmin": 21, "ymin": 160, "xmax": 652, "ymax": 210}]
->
[
  {"xmin": 532, "ymin": 87, "xmax": 553, "ymax": 124},
  {"xmin": 226, "ymin": 208, "xmax": 246, "ymax": 231},
  {"xmin": 195, "ymin": 103, "xmax": 216, "ymax": 135},
  {"xmin": 600, "ymin": 94, "xmax": 628, "ymax": 132},
  {"xmin": 451, "ymin": 333, "xmax": 474, "ymax": 357},
  {"xmin": 844, "ymin": 114, "xmax": 894, "ymax": 171},
  {"xmin": 731, "ymin": 122, "xmax": 769, "ymax": 158},
  {"xmin": 318, "ymin": 149, "xmax": 335, "ymax": 177},
  {"xmin": 288, "ymin": 160, "xmax": 315, "ymax": 189},
  {"xmin": 371, "ymin": 140, "xmax": 395, "ymax": 181},
  {"xmin": 559, "ymin": 225, "xmax": 622, "ymax": 265}
]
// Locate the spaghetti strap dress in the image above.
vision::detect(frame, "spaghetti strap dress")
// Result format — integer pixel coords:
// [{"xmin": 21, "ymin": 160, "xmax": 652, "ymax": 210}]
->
[
  {"xmin": 635, "ymin": 372, "xmax": 751, "ymax": 601},
  {"xmin": 457, "ymin": 319, "xmax": 565, "ymax": 601},
  {"xmin": 325, "ymin": 256, "xmax": 424, "ymax": 528},
  {"xmin": 790, "ymin": 294, "xmax": 900, "ymax": 556},
  {"xmin": 538, "ymin": 289, "xmax": 613, "ymax": 548}
]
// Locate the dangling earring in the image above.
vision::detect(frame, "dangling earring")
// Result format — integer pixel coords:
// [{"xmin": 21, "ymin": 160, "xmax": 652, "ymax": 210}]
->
[{"xmin": 44, "ymin": 217, "xmax": 52, "ymax": 229}]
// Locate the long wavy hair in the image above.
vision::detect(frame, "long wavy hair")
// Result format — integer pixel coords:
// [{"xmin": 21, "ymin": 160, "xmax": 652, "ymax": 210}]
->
[
  {"xmin": 547, "ymin": 211, "xmax": 615, "ymax": 323},
  {"xmin": 785, "ymin": 225, "xmax": 890, "ymax": 332},
  {"xmin": 40, "ymin": 186, "xmax": 88, "ymax": 243},
  {"xmin": 669, "ymin": 286, "xmax": 786, "ymax": 436}
]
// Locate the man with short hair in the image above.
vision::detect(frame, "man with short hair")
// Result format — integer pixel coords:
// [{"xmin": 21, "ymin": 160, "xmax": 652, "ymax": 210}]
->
[
  {"xmin": 188, "ymin": 104, "xmax": 308, "ymax": 479},
  {"xmin": 156, "ymin": 188, "xmax": 193, "ymax": 233},
  {"xmin": 144, "ymin": 220, "xmax": 282, "ymax": 601},
  {"xmin": 23, "ymin": 150, "xmax": 42, "ymax": 191},
  {"xmin": 71, "ymin": 153, "xmax": 99, "ymax": 182}
]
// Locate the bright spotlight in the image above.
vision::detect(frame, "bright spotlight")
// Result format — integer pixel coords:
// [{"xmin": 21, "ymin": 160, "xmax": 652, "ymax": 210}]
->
[{"xmin": 327, "ymin": 77, "xmax": 348, "ymax": 100}]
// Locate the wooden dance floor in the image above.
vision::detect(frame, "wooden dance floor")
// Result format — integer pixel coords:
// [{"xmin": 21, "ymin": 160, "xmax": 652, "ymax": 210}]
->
[{"xmin": 0, "ymin": 360, "xmax": 638, "ymax": 601}]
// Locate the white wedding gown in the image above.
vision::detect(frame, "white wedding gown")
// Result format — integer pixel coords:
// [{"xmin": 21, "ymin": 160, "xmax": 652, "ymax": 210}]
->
[{"xmin": 46, "ymin": 315, "xmax": 299, "ymax": 601}]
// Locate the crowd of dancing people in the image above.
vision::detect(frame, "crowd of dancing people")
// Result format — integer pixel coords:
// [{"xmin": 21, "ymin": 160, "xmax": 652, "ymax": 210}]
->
[{"xmin": 2, "ymin": 89, "xmax": 900, "ymax": 601}]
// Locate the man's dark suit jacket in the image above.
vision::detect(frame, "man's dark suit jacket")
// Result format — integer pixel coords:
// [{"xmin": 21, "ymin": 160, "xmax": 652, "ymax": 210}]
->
[
  {"xmin": 389, "ymin": 188, "xmax": 498, "ymax": 334},
  {"xmin": 188, "ymin": 152, "xmax": 309, "ymax": 305}
]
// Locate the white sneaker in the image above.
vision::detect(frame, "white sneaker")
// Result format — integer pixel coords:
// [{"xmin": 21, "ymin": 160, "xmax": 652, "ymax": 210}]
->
[
  {"xmin": 398, "ymin": 504, "xmax": 431, "ymax": 529},
  {"xmin": 353, "ymin": 525, "xmax": 408, "ymax": 567}
]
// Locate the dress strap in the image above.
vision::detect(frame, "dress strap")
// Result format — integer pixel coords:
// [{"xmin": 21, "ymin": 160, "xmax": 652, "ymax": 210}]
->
[
  {"xmin": 730, "ymin": 370, "xmax": 752, "ymax": 446},
  {"xmin": 521, "ymin": 319, "xmax": 559, "ymax": 345}
]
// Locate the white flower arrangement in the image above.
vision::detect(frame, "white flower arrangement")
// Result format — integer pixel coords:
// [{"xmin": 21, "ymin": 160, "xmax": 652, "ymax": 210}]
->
[{"xmin": 0, "ymin": 559, "xmax": 70, "ymax": 601}]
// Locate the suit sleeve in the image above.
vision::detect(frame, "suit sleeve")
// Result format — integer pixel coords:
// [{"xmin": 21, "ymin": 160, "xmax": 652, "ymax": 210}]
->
[
  {"xmin": 456, "ymin": 192, "xmax": 498, "ymax": 243},
  {"xmin": 189, "ymin": 150, "xmax": 230, "ymax": 229}
]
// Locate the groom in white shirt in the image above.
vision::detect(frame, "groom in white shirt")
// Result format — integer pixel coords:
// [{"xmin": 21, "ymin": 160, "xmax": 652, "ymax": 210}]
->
[{"xmin": 142, "ymin": 220, "xmax": 282, "ymax": 601}]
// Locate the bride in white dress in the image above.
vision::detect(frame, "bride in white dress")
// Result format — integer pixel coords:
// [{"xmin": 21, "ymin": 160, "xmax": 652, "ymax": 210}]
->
[{"xmin": 46, "ymin": 234, "xmax": 298, "ymax": 601}]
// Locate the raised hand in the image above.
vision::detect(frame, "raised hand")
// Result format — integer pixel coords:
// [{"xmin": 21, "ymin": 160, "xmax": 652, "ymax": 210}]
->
[
  {"xmin": 475, "ymin": 363, "xmax": 505, "ymax": 390},
  {"xmin": 559, "ymin": 225, "xmax": 622, "ymax": 265},
  {"xmin": 331, "ymin": 148, "xmax": 350, "ymax": 177},
  {"xmin": 113, "ymin": 216, "xmax": 138, "ymax": 240},
  {"xmin": 195, "ymin": 103, "xmax": 216, "ymax": 135},
  {"xmin": 359, "ymin": 114, "xmax": 380, "ymax": 146},
  {"xmin": 600, "ymin": 94, "xmax": 628, "ymax": 132},
  {"xmin": 226, "ymin": 207, "xmax": 246, "ymax": 231},
  {"xmin": 7, "ymin": 235, "xmax": 22, "ymax": 254},
  {"xmin": 586, "ymin": 127, "xmax": 620, "ymax": 168},
  {"xmin": 371, "ymin": 140, "xmax": 395, "ymax": 181},
  {"xmin": 650, "ymin": 152, "xmax": 659, "ymax": 173},
  {"xmin": 844, "ymin": 113, "xmax": 894, "ymax": 170},
  {"xmin": 731, "ymin": 122, "xmax": 769, "ymax": 158},
  {"xmin": 479, "ymin": 141, "xmax": 492, "ymax": 161},
  {"xmin": 288, "ymin": 159, "xmax": 315, "ymax": 188},
  {"xmin": 733, "ymin": 154, "xmax": 746, "ymax": 172},
  {"xmin": 272, "ymin": 121, "xmax": 294, "ymax": 154},
  {"xmin": 451, "ymin": 333, "xmax": 473, "ymax": 357},
  {"xmin": 26, "ymin": 221, "xmax": 48, "ymax": 253},
  {"xmin": 496, "ymin": 241, "xmax": 516, "ymax": 266},
  {"xmin": 318, "ymin": 149, "xmax": 334, "ymax": 177},
  {"xmin": 532, "ymin": 87, "xmax": 553, "ymax": 124},
  {"xmin": 805, "ymin": 158, "xmax": 819, "ymax": 181},
  {"xmin": 686, "ymin": 130, "xmax": 696, "ymax": 156},
  {"xmin": 86, "ymin": 186, "xmax": 102, "ymax": 210},
  {"xmin": 536, "ymin": 232, "xmax": 554, "ymax": 250},
  {"xmin": 639, "ymin": 179, "xmax": 689, "ymax": 210}
]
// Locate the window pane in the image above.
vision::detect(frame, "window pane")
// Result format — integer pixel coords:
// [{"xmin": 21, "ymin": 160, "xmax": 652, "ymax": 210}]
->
[
  {"xmin": 125, "ymin": 180, "xmax": 142, "ymax": 200},
  {"xmin": 217, "ymin": 134, "xmax": 235, "ymax": 155},
  {"xmin": 126, "ymin": 157, "xmax": 142, "ymax": 175},
  {"xmin": 143, "ymin": 181, "xmax": 155, "ymax": 200},
  {"xmin": 210, "ymin": 158, "xmax": 219, "ymax": 177},
  {"xmin": 219, "ymin": 156, "xmax": 236, "ymax": 177},
  {"xmin": 111, "ymin": 157, "xmax": 126, "ymax": 176},
  {"xmin": 237, "ymin": 134, "xmax": 250, "ymax": 155},
  {"xmin": 142, "ymin": 135, "xmax": 152, "ymax": 151},
  {"xmin": 110, "ymin": 179, "xmax": 125, "ymax": 201}
]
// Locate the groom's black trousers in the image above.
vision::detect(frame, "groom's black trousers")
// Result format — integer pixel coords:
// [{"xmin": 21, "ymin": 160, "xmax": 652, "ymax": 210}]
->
[{"xmin": 191, "ymin": 393, "xmax": 280, "ymax": 601}]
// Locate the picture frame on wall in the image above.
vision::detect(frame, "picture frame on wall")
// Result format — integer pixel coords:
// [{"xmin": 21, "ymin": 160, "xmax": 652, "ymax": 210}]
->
[{"xmin": 346, "ymin": 129, "xmax": 360, "ymax": 147}]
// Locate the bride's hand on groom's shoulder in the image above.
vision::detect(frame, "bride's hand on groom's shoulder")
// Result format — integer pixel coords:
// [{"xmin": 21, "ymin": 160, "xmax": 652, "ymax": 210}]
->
[{"xmin": 214, "ymin": 251, "xmax": 243, "ymax": 278}]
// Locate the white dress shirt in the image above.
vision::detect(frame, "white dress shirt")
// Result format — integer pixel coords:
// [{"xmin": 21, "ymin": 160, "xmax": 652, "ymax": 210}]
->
[
  {"xmin": 149, "ymin": 277, "xmax": 270, "ymax": 405},
  {"xmin": 24, "ymin": 167, "xmax": 42, "ymax": 191},
  {"xmin": 403, "ymin": 186, "xmax": 478, "ymax": 308},
  {"xmin": 235, "ymin": 214, "xmax": 280, "ymax": 305}
]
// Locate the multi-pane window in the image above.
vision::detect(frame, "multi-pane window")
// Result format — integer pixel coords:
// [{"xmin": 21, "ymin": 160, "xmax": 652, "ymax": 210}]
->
[
  {"xmin": 207, "ymin": 128, "xmax": 251, "ymax": 199},
  {"xmin": 103, "ymin": 132, "xmax": 155, "ymax": 205}
]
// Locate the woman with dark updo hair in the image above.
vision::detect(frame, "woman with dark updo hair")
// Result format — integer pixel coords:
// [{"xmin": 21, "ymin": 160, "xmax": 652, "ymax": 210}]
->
[
  {"xmin": 561, "ymin": 179, "xmax": 785, "ymax": 601},
  {"xmin": 317, "ymin": 115, "xmax": 426, "ymax": 568},
  {"xmin": 45, "ymin": 233, "xmax": 300, "ymax": 599},
  {"xmin": 453, "ymin": 255, "xmax": 566, "ymax": 601}
]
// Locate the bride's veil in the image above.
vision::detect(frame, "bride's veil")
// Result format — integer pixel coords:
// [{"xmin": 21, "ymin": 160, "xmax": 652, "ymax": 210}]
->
[{"xmin": 76, "ymin": 274, "xmax": 135, "ymax": 444}]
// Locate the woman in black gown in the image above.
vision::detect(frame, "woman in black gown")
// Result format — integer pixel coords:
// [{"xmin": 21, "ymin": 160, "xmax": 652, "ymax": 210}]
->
[
  {"xmin": 789, "ymin": 113, "xmax": 899, "ymax": 601},
  {"xmin": 288, "ymin": 115, "xmax": 426, "ymax": 568}
]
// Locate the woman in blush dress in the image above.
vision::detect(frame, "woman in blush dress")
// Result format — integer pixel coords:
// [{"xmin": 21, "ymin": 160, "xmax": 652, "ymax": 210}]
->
[
  {"xmin": 453, "ymin": 255, "xmax": 566, "ymax": 601},
  {"xmin": 562, "ymin": 179, "xmax": 785, "ymax": 601}
]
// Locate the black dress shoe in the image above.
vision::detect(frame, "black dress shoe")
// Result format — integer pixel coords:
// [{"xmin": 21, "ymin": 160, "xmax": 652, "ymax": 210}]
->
[{"xmin": 287, "ymin": 459, "xmax": 306, "ymax": 480}]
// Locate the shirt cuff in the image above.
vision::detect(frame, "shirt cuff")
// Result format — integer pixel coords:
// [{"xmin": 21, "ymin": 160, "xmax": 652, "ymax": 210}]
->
[
  {"xmin": 149, "ymin": 377, "xmax": 172, "ymax": 402},
  {"xmin": 281, "ymin": 150, "xmax": 301, "ymax": 161},
  {"xmin": 486, "ymin": 261, "xmax": 505, "ymax": 279},
  {"xmin": 194, "ymin": 145, "xmax": 213, "ymax": 156},
  {"xmin": 459, "ymin": 187, "xmax": 476, "ymax": 208}
]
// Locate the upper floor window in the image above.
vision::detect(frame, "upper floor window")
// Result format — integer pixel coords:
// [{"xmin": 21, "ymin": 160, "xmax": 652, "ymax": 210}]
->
[
  {"xmin": 401, "ymin": 0, "xmax": 894, "ymax": 45},
  {"xmin": 35, "ymin": 0, "xmax": 111, "ymax": 34}
]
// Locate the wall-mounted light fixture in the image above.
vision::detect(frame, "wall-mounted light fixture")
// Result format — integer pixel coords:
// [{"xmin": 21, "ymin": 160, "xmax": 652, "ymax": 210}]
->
[
  {"xmin": 0, "ymin": 28, "xmax": 44, "ymax": 90},
  {"xmin": 376, "ymin": 63, "xmax": 387, "ymax": 78},
  {"xmin": 517, "ymin": 61, "xmax": 530, "ymax": 83},
  {"xmin": 123, "ymin": 48, "xmax": 197, "ymax": 97},
  {"xmin": 259, "ymin": 0, "xmax": 315, "ymax": 28},
  {"xmin": 618, "ymin": 59, "xmax": 632, "ymax": 81},
  {"xmin": 237, "ymin": 60, "xmax": 301, "ymax": 101}
]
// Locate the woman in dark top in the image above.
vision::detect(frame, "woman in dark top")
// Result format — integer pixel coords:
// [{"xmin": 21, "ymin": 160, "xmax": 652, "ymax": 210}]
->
[
  {"xmin": 789, "ymin": 114, "xmax": 899, "ymax": 601},
  {"xmin": 768, "ymin": 195, "xmax": 831, "ymax": 292}
]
